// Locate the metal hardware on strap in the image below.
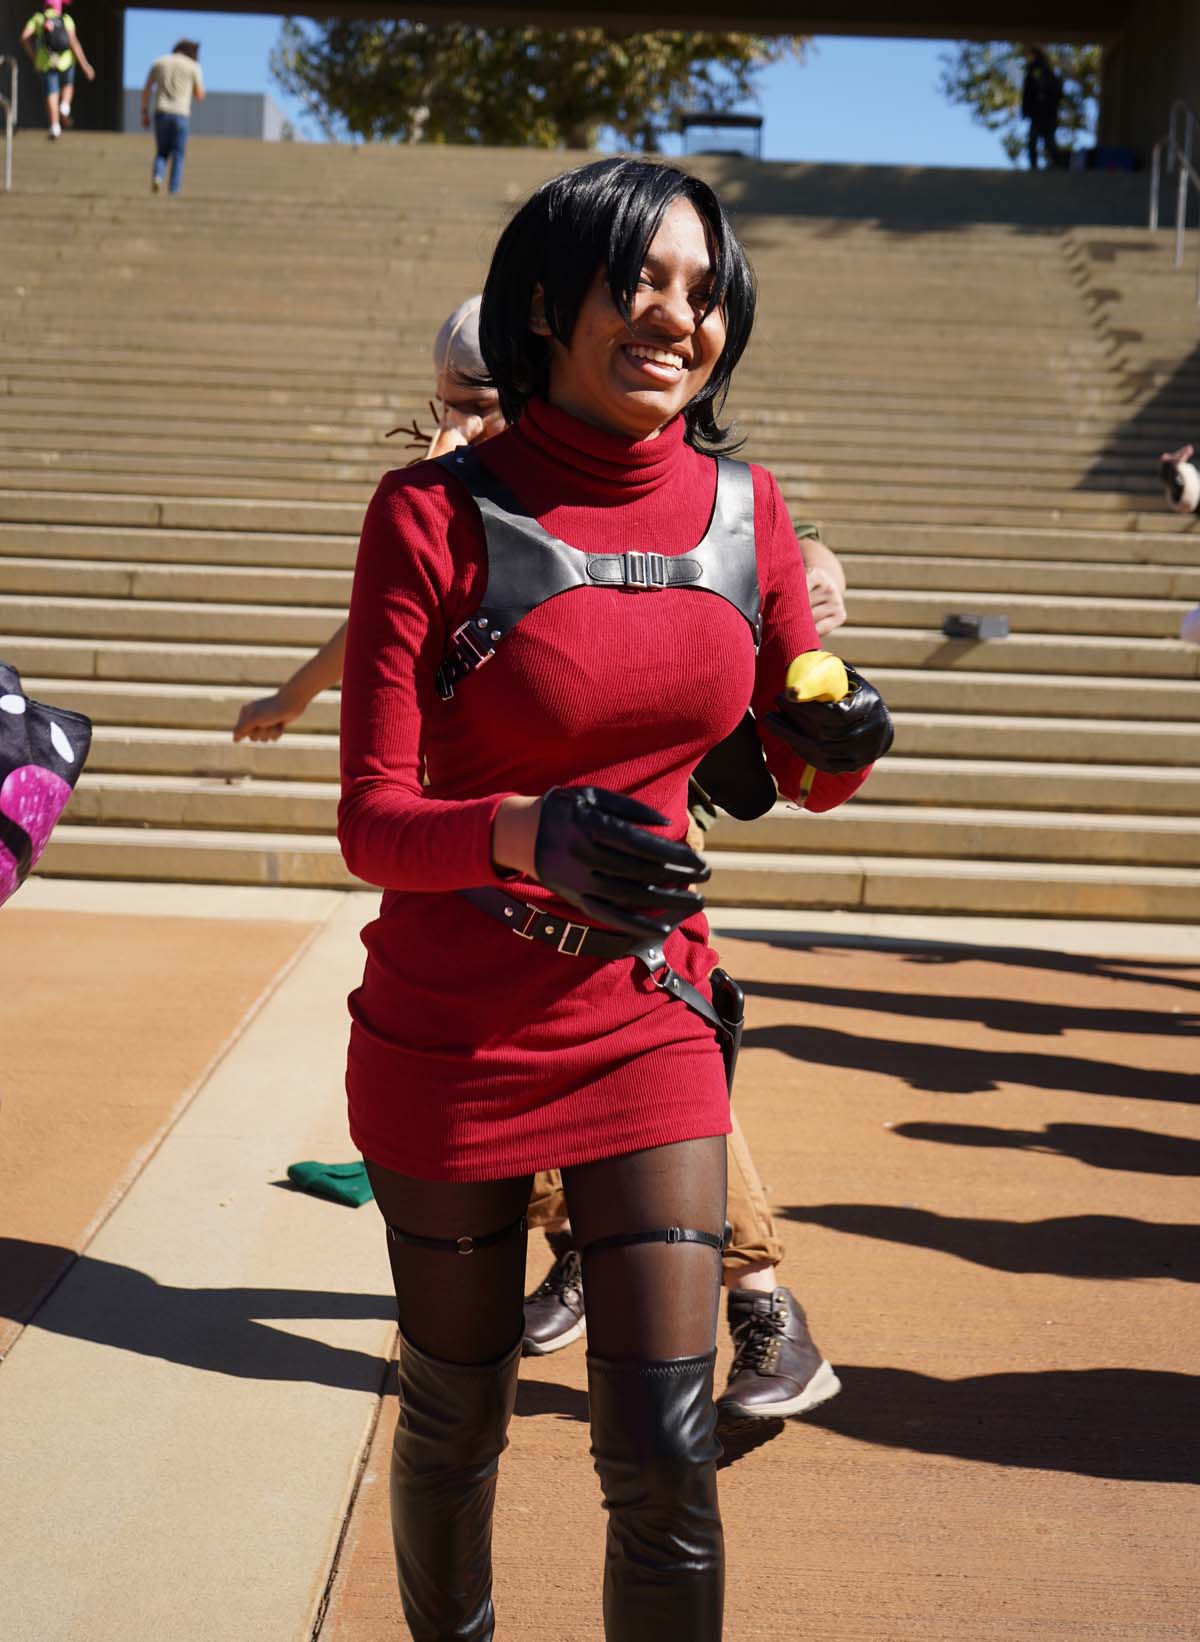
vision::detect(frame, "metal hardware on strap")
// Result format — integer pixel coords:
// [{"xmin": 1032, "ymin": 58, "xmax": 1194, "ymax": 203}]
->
[
  {"xmin": 386, "ymin": 1213, "xmax": 528, "ymax": 1256},
  {"xmin": 435, "ymin": 615, "xmax": 505, "ymax": 700},
  {"xmin": 625, "ymin": 549, "xmax": 666, "ymax": 588},
  {"xmin": 581, "ymin": 1225, "xmax": 726, "ymax": 1258}
]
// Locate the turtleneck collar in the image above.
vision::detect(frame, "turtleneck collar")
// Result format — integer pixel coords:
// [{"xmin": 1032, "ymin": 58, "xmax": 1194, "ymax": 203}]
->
[{"xmin": 508, "ymin": 396, "xmax": 688, "ymax": 499}]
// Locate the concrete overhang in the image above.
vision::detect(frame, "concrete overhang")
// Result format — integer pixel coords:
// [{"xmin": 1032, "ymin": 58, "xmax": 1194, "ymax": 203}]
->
[{"xmin": 123, "ymin": 0, "xmax": 1130, "ymax": 45}]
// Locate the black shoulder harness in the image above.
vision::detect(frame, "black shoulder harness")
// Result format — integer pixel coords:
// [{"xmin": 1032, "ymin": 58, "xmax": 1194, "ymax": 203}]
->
[{"xmin": 432, "ymin": 445, "xmax": 761, "ymax": 700}]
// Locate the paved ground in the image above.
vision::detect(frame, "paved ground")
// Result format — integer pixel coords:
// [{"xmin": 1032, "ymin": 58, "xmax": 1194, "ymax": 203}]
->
[{"xmin": 2, "ymin": 880, "xmax": 1197, "ymax": 1641}]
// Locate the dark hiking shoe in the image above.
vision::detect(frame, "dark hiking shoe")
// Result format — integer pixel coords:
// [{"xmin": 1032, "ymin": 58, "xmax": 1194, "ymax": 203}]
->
[
  {"xmin": 523, "ymin": 1240, "xmax": 585, "ymax": 1356},
  {"xmin": 717, "ymin": 1286, "xmax": 841, "ymax": 1422}
]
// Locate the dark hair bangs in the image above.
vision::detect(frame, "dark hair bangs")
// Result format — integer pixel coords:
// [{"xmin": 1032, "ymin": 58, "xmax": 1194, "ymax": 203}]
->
[{"xmin": 479, "ymin": 158, "xmax": 756, "ymax": 453}]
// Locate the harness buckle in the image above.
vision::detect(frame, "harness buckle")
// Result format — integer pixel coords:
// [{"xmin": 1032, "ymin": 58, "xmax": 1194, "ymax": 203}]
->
[
  {"xmin": 456, "ymin": 1236, "xmax": 475, "ymax": 1255},
  {"xmin": 557, "ymin": 921, "xmax": 588, "ymax": 955},
  {"xmin": 512, "ymin": 905, "xmax": 539, "ymax": 939},
  {"xmin": 623, "ymin": 550, "xmax": 667, "ymax": 589},
  {"xmin": 437, "ymin": 617, "xmax": 501, "ymax": 698}
]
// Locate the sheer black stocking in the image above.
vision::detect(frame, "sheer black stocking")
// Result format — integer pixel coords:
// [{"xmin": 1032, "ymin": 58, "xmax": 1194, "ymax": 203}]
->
[
  {"xmin": 563, "ymin": 1134, "xmax": 727, "ymax": 1358},
  {"xmin": 364, "ymin": 1162, "xmax": 533, "ymax": 1364}
]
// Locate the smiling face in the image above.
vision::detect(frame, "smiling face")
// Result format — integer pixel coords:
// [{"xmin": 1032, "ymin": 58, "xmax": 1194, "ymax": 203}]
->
[{"xmin": 540, "ymin": 198, "xmax": 727, "ymax": 442}]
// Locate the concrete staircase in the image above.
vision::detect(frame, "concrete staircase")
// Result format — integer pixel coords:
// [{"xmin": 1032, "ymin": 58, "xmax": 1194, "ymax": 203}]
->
[{"xmin": 2, "ymin": 133, "xmax": 1198, "ymax": 918}]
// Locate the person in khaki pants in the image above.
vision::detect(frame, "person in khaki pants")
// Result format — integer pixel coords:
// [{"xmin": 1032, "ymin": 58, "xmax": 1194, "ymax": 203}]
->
[{"xmin": 524, "ymin": 520, "xmax": 847, "ymax": 1425}]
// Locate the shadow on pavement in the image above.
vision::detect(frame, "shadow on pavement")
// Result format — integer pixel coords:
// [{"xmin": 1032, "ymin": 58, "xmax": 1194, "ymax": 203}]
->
[
  {"xmin": 807, "ymin": 1366, "xmax": 1200, "ymax": 1483},
  {"xmin": 740, "ymin": 977, "xmax": 1200, "ymax": 1040},
  {"xmin": 781, "ymin": 1205, "xmax": 1200, "ymax": 1282},
  {"xmin": 736, "ymin": 931, "xmax": 1200, "ymax": 997},
  {"xmin": 0, "ymin": 1239, "xmax": 393, "ymax": 1390},
  {"xmin": 515, "ymin": 1376, "xmax": 588, "ymax": 1422},
  {"xmin": 893, "ymin": 1120, "xmax": 1200, "ymax": 1176},
  {"xmin": 743, "ymin": 1022, "xmax": 1200, "ymax": 1103}
]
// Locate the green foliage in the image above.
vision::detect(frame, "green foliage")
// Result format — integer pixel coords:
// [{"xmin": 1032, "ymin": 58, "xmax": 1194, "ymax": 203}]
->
[
  {"xmin": 938, "ymin": 42, "xmax": 1102, "ymax": 165},
  {"xmin": 270, "ymin": 21, "xmax": 804, "ymax": 149}
]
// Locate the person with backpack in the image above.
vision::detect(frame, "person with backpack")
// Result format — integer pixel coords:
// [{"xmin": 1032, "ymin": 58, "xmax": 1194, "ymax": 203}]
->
[
  {"xmin": 20, "ymin": 0, "xmax": 94, "ymax": 140},
  {"xmin": 139, "ymin": 39, "xmax": 204, "ymax": 195},
  {"xmin": 335, "ymin": 158, "xmax": 891, "ymax": 1641}
]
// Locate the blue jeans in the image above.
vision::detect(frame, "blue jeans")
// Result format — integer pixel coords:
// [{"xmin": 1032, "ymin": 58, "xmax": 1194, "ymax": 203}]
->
[
  {"xmin": 41, "ymin": 64, "xmax": 74, "ymax": 97},
  {"xmin": 153, "ymin": 112, "xmax": 189, "ymax": 194}
]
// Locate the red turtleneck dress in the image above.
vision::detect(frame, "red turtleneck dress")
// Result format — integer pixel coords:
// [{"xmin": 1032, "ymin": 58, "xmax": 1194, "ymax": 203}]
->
[{"xmin": 339, "ymin": 399, "xmax": 869, "ymax": 1182}]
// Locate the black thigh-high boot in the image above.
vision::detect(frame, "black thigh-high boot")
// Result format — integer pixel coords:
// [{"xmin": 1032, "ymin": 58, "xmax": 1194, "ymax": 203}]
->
[
  {"xmin": 587, "ymin": 1351, "xmax": 724, "ymax": 1641},
  {"xmin": 390, "ymin": 1329, "xmax": 522, "ymax": 1642}
]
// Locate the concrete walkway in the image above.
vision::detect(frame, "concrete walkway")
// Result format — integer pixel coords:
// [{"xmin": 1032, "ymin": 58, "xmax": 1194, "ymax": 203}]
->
[{"xmin": 2, "ymin": 881, "xmax": 1197, "ymax": 1640}]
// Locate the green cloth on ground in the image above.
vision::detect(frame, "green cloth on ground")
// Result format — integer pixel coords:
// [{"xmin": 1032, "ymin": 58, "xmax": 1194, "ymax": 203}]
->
[{"xmin": 286, "ymin": 1160, "xmax": 374, "ymax": 1208}]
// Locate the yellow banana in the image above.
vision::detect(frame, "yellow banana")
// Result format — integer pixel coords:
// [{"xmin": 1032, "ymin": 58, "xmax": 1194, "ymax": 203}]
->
[
  {"xmin": 785, "ymin": 649, "xmax": 850, "ymax": 705},
  {"xmin": 783, "ymin": 650, "xmax": 851, "ymax": 799}
]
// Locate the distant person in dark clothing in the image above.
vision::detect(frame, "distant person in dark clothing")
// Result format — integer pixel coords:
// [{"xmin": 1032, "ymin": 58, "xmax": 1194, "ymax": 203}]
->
[
  {"xmin": 1022, "ymin": 48, "xmax": 1063, "ymax": 170},
  {"xmin": 140, "ymin": 38, "xmax": 204, "ymax": 195}
]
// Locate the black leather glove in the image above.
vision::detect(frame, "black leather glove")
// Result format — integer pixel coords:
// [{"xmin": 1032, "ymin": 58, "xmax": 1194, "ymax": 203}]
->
[
  {"xmin": 534, "ymin": 786, "xmax": 710, "ymax": 939},
  {"xmin": 763, "ymin": 662, "xmax": 894, "ymax": 775}
]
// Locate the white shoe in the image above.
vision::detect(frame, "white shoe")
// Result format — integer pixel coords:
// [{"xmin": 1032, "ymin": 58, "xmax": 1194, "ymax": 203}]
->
[
  {"xmin": 48, "ymin": 124, "xmax": 61, "ymax": 140},
  {"xmin": 151, "ymin": 174, "xmax": 163, "ymax": 194}
]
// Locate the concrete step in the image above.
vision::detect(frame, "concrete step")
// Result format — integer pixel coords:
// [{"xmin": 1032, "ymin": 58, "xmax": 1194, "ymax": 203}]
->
[
  {"xmin": 38, "ymin": 825, "xmax": 1200, "ymax": 921},
  {"xmin": 844, "ymin": 589, "xmax": 1191, "ymax": 639},
  {"xmin": 64, "ymin": 774, "xmax": 1200, "ymax": 866},
  {"xmin": 893, "ymin": 711, "xmax": 1200, "ymax": 766},
  {"xmin": 0, "ymin": 558, "xmax": 353, "ymax": 608},
  {"xmin": 826, "ymin": 520, "xmax": 1200, "ymax": 561},
  {"xmin": 79, "ymin": 728, "xmax": 1200, "ymax": 814},
  {"xmin": 837, "ymin": 554, "xmax": 1200, "ymax": 601},
  {"xmin": 19, "ymin": 677, "xmax": 342, "ymax": 732},
  {"xmin": 0, "ymin": 524, "xmax": 357, "ymax": 571},
  {"xmin": 1, "ymin": 558, "xmax": 1194, "ymax": 632},
  {"xmin": 5, "ymin": 607, "xmax": 1197, "ymax": 681},
  {"xmin": 714, "ymin": 801, "xmax": 1200, "ymax": 867},
  {"xmin": 74, "ymin": 710, "xmax": 1200, "ymax": 772}
]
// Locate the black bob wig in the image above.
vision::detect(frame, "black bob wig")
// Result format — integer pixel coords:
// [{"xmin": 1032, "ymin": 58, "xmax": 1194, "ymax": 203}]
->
[{"xmin": 478, "ymin": 158, "xmax": 756, "ymax": 453}]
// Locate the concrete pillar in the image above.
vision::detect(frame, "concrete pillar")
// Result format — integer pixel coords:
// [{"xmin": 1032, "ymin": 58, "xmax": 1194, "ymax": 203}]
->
[
  {"xmin": 1099, "ymin": 0, "xmax": 1200, "ymax": 162},
  {"xmin": 1, "ymin": 0, "xmax": 122, "ymax": 130}
]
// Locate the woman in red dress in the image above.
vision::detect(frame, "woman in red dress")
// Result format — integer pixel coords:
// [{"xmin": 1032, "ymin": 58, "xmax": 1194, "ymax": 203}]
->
[{"xmin": 338, "ymin": 157, "xmax": 890, "ymax": 1641}]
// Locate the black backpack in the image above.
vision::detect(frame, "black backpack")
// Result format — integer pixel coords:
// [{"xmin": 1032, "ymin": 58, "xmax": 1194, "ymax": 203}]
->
[{"xmin": 42, "ymin": 13, "xmax": 72, "ymax": 54}]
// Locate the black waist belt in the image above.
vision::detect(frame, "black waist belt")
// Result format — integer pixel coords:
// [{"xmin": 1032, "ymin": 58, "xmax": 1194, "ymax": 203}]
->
[{"xmin": 459, "ymin": 886, "xmax": 735, "ymax": 1078}]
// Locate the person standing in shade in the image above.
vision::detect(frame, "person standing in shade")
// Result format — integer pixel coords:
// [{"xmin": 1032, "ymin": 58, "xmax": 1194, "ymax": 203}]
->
[
  {"xmin": 140, "ymin": 39, "xmax": 204, "ymax": 196},
  {"xmin": 20, "ymin": 0, "xmax": 94, "ymax": 140},
  {"xmin": 1022, "ymin": 48, "xmax": 1063, "ymax": 171}
]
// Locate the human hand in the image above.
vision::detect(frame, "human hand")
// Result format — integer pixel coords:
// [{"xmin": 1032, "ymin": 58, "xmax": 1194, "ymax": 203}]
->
[
  {"xmin": 84, "ymin": 64, "xmax": 95, "ymax": 81},
  {"xmin": 232, "ymin": 688, "xmax": 307, "ymax": 742},
  {"xmin": 1160, "ymin": 444, "xmax": 1194, "ymax": 465},
  {"xmin": 533, "ymin": 786, "xmax": 709, "ymax": 938},
  {"xmin": 141, "ymin": 110, "xmax": 150, "ymax": 128},
  {"xmin": 765, "ymin": 663, "xmax": 894, "ymax": 774},
  {"xmin": 806, "ymin": 566, "xmax": 847, "ymax": 636},
  {"xmin": 441, "ymin": 405, "xmax": 486, "ymax": 444}
]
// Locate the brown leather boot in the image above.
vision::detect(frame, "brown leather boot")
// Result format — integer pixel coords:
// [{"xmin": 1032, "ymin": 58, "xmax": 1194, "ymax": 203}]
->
[{"xmin": 717, "ymin": 1286, "xmax": 841, "ymax": 1423}]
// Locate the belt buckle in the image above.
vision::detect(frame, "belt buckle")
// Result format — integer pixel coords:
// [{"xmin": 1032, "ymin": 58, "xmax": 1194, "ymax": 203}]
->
[
  {"xmin": 557, "ymin": 921, "xmax": 587, "ymax": 956},
  {"xmin": 511, "ymin": 904, "xmax": 539, "ymax": 939}
]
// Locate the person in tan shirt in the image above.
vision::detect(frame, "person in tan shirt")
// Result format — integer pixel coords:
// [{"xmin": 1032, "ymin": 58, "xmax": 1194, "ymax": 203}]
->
[{"xmin": 140, "ymin": 39, "xmax": 204, "ymax": 195}]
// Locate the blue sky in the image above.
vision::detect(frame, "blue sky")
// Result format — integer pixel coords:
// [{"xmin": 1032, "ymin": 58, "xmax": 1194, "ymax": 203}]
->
[{"xmin": 123, "ymin": 13, "xmax": 1013, "ymax": 167}]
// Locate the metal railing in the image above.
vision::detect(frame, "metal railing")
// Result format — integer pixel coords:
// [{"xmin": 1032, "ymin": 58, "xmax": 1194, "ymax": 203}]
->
[
  {"xmin": 0, "ymin": 56, "xmax": 17, "ymax": 193},
  {"xmin": 1148, "ymin": 99, "xmax": 1200, "ymax": 305}
]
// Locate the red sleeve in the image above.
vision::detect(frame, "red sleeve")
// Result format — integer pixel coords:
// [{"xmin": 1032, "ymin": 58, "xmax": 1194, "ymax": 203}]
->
[
  {"xmin": 750, "ymin": 467, "xmax": 871, "ymax": 813},
  {"xmin": 337, "ymin": 469, "xmax": 519, "ymax": 891}
]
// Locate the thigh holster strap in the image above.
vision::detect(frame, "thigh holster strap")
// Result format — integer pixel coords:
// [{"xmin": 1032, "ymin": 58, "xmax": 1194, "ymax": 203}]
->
[
  {"xmin": 581, "ymin": 1225, "xmax": 727, "ymax": 1258},
  {"xmin": 386, "ymin": 1213, "xmax": 527, "ymax": 1256}
]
